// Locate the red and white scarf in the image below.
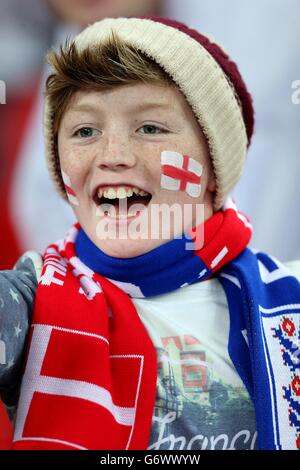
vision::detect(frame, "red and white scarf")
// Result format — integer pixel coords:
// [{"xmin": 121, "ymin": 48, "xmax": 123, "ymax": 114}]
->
[
  {"xmin": 12, "ymin": 201, "xmax": 252, "ymax": 450},
  {"xmin": 12, "ymin": 225, "xmax": 157, "ymax": 450}
]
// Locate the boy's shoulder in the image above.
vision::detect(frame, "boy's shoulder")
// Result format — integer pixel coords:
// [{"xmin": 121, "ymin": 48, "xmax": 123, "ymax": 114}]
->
[
  {"xmin": 0, "ymin": 251, "xmax": 43, "ymax": 404},
  {"xmin": 13, "ymin": 251, "xmax": 44, "ymax": 282}
]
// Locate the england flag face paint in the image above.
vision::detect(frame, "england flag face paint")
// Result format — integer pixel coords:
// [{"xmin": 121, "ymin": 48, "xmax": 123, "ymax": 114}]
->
[
  {"xmin": 61, "ymin": 170, "xmax": 79, "ymax": 206},
  {"xmin": 160, "ymin": 151, "xmax": 203, "ymax": 198}
]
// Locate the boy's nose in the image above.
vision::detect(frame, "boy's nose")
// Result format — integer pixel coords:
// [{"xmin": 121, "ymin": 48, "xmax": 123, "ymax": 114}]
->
[
  {"xmin": 96, "ymin": 137, "xmax": 137, "ymax": 171},
  {"xmin": 98, "ymin": 158, "xmax": 135, "ymax": 171}
]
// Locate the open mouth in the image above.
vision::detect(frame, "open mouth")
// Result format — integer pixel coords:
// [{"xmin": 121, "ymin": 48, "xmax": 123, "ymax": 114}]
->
[{"xmin": 93, "ymin": 185, "xmax": 152, "ymax": 219}]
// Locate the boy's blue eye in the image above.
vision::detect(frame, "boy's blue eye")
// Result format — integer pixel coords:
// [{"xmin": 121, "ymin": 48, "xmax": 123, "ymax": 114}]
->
[
  {"xmin": 140, "ymin": 125, "xmax": 165, "ymax": 135},
  {"xmin": 75, "ymin": 127, "xmax": 97, "ymax": 138}
]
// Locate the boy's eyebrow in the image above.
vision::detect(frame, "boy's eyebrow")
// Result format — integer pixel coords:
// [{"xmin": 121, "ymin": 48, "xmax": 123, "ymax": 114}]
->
[
  {"xmin": 69, "ymin": 101, "xmax": 173, "ymax": 114},
  {"xmin": 68, "ymin": 104, "xmax": 100, "ymax": 114},
  {"xmin": 130, "ymin": 102, "xmax": 173, "ymax": 112}
]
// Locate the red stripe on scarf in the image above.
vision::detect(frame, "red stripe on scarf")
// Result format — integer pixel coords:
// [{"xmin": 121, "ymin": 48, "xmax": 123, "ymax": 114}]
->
[{"xmin": 189, "ymin": 204, "xmax": 252, "ymax": 273}]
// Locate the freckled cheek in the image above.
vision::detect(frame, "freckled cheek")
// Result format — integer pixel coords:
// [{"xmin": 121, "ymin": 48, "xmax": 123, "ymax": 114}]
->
[
  {"xmin": 150, "ymin": 161, "xmax": 162, "ymax": 187},
  {"xmin": 59, "ymin": 146, "xmax": 91, "ymax": 195}
]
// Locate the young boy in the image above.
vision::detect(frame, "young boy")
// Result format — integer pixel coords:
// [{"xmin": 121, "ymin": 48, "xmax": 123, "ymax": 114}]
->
[{"xmin": 0, "ymin": 16, "xmax": 299, "ymax": 451}]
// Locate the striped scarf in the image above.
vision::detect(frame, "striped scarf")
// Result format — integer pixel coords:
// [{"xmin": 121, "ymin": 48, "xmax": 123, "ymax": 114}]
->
[{"xmin": 12, "ymin": 199, "xmax": 300, "ymax": 449}]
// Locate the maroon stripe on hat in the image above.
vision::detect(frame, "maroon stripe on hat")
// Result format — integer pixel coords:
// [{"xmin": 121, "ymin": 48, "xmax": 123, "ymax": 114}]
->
[{"xmin": 137, "ymin": 16, "xmax": 254, "ymax": 146}]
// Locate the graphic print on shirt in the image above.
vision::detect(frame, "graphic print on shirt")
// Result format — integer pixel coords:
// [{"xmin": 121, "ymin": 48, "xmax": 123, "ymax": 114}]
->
[{"xmin": 148, "ymin": 334, "xmax": 257, "ymax": 450}]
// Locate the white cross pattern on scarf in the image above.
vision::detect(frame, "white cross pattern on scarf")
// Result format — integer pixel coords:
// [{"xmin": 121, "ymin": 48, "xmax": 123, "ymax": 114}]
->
[{"xmin": 13, "ymin": 324, "xmax": 144, "ymax": 449}]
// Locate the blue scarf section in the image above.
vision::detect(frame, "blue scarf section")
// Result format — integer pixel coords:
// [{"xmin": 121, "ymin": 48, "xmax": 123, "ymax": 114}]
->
[{"xmin": 76, "ymin": 229, "xmax": 300, "ymax": 450}]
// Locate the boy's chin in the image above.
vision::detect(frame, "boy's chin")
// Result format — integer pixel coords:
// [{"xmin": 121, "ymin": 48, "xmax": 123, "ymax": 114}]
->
[{"xmin": 93, "ymin": 237, "xmax": 166, "ymax": 259}]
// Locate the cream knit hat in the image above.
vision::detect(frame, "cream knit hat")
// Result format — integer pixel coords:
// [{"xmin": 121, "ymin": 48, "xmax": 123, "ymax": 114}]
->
[{"xmin": 44, "ymin": 16, "xmax": 254, "ymax": 210}]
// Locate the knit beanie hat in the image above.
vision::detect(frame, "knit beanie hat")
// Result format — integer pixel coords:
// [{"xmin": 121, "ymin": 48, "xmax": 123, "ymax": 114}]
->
[{"xmin": 44, "ymin": 16, "xmax": 254, "ymax": 210}]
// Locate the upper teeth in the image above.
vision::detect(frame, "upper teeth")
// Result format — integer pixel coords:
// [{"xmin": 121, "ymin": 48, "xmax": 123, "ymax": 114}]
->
[{"xmin": 97, "ymin": 186, "xmax": 150, "ymax": 200}]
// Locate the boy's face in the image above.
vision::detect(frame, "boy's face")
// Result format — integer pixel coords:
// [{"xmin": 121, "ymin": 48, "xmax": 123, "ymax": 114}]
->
[{"xmin": 58, "ymin": 82, "xmax": 216, "ymax": 258}]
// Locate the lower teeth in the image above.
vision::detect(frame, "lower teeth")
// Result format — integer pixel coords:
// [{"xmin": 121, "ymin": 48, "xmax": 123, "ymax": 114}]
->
[
  {"xmin": 100, "ymin": 198, "xmax": 147, "ymax": 219},
  {"xmin": 104, "ymin": 210, "xmax": 141, "ymax": 218}
]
